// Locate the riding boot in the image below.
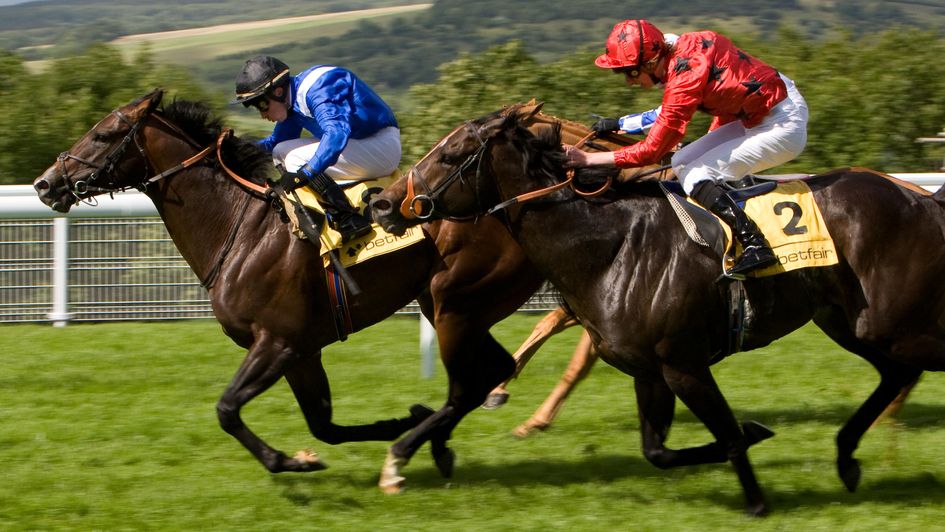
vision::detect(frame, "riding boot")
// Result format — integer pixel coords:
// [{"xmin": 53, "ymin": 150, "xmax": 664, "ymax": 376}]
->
[
  {"xmin": 307, "ymin": 171, "xmax": 373, "ymax": 243},
  {"xmin": 691, "ymin": 181, "xmax": 777, "ymax": 276}
]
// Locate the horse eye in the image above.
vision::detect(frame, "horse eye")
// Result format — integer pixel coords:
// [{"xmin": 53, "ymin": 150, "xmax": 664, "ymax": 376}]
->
[
  {"xmin": 92, "ymin": 132, "xmax": 111, "ymax": 143},
  {"xmin": 440, "ymin": 153, "xmax": 464, "ymax": 165}
]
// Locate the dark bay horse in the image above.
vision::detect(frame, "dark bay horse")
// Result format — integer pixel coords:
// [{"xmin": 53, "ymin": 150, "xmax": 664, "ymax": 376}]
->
[
  {"xmin": 371, "ymin": 105, "xmax": 945, "ymax": 514},
  {"xmin": 30, "ymin": 90, "xmax": 636, "ymax": 491}
]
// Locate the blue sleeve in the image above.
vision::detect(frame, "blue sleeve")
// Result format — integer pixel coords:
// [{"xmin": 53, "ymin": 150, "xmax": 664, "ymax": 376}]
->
[
  {"xmin": 301, "ymin": 71, "xmax": 354, "ymax": 175},
  {"xmin": 618, "ymin": 106, "xmax": 661, "ymax": 135},
  {"xmin": 256, "ymin": 120, "xmax": 303, "ymax": 154}
]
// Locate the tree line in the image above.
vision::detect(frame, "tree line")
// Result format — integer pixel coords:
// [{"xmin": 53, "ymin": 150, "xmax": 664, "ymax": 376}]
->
[{"xmin": 0, "ymin": 26, "xmax": 943, "ymax": 184}]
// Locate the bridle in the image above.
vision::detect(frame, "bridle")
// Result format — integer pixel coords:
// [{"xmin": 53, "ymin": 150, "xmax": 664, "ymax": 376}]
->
[
  {"xmin": 399, "ymin": 118, "xmax": 657, "ymax": 222},
  {"xmin": 56, "ymin": 109, "xmax": 153, "ymax": 201},
  {"xmin": 54, "ymin": 105, "xmax": 265, "ymax": 204},
  {"xmin": 400, "ymin": 121, "xmax": 492, "ymax": 222}
]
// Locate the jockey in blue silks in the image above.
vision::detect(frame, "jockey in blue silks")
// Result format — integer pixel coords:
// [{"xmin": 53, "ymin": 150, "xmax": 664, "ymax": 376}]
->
[{"xmin": 232, "ymin": 55, "xmax": 401, "ymax": 242}]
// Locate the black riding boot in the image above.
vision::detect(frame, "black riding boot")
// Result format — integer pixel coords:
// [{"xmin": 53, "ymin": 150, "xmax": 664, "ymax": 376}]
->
[
  {"xmin": 308, "ymin": 171, "xmax": 373, "ymax": 243},
  {"xmin": 691, "ymin": 181, "xmax": 777, "ymax": 276}
]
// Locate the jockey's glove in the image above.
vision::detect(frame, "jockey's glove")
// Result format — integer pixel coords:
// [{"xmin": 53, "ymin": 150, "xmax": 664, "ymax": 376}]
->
[
  {"xmin": 279, "ymin": 171, "xmax": 306, "ymax": 192},
  {"xmin": 590, "ymin": 117, "xmax": 620, "ymax": 133}
]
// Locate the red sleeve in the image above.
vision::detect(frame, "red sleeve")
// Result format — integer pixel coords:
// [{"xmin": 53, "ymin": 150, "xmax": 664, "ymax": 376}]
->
[
  {"xmin": 613, "ymin": 54, "xmax": 707, "ymax": 168},
  {"xmin": 613, "ymin": 121, "xmax": 684, "ymax": 167}
]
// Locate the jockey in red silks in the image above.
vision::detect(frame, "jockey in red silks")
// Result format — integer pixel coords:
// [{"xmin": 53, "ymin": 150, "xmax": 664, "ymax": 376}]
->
[{"xmin": 565, "ymin": 19, "xmax": 809, "ymax": 276}]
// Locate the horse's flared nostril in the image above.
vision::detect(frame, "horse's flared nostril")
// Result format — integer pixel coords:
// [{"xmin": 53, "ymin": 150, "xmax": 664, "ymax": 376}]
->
[
  {"xmin": 34, "ymin": 179, "xmax": 50, "ymax": 192},
  {"xmin": 370, "ymin": 197, "xmax": 392, "ymax": 215}
]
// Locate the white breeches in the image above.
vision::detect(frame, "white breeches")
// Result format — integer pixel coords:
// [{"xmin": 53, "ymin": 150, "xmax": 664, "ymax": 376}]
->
[
  {"xmin": 272, "ymin": 126, "xmax": 402, "ymax": 181},
  {"xmin": 673, "ymin": 74, "xmax": 809, "ymax": 194}
]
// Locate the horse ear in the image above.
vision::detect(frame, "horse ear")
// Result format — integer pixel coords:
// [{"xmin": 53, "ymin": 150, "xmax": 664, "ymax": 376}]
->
[
  {"xmin": 146, "ymin": 88, "xmax": 164, "ymax": 111},
  {"xmin": 517, "ymin": 99, "xmax": 545, "ymax": 122}
]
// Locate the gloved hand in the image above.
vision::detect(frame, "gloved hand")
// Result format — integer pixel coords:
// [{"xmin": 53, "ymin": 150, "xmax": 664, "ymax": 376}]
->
[
  {"xmin": 591, "ymin": 117, "xmax": 620, "ymax": 134},
  {"xmin": 279, "ymin": 171, "xmax": 306, "ymax": 192}
]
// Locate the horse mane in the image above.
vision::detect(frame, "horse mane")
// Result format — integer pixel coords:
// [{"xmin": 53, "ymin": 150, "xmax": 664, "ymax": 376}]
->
[{"xmin": 159, "ymin": 99, "xmax": 275, "ymax": 185}]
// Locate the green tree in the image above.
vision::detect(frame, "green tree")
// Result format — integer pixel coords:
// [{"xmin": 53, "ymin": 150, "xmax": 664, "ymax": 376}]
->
[{"xmin": 0, "ymin": 45, "xmax": 215, "ymax": 184}]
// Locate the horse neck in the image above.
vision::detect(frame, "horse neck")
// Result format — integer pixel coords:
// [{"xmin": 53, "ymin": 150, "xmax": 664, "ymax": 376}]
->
[{"xmin": 140, "ymin": 126, "xmax": 271, "ymax": 286}]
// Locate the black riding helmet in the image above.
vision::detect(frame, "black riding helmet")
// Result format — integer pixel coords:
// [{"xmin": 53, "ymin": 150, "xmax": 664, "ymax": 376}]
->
[{"xmin": 231, "ymin": 55, "xmax": 291, "ymax": 106}]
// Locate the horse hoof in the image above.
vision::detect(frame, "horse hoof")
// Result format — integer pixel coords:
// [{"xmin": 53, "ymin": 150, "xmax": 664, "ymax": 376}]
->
[
  {"xmin": 482, "ymin": 391, "xmax": 509, "ymax": 410},
  {"xmin": 433, "ymin": 446, "xmax": 455, "ymax": 478},
  {"xmin": 512, "ymin": 421, "xmax": 548, "ymax": 439},
  {"xmin": 745, "ymin": 501, "xmax": 770, "ymax": 517},
  {"xmin": 838, "ymin": 456, "xmax": 861, "ymax": 492},
  {"xmin": 379, "ymin": 448, "xmax": 408, "ymax": 494},
  {"xmin": 379, "ymin": 475, "xmax": 406, "ymax": 494},
  {"xmin": 289, "ymin": 449, "xmax": 328, "ymax": 472},
  {"xmin": 742, "ymin": 421, "xmax": 775, "ymax": 445}
]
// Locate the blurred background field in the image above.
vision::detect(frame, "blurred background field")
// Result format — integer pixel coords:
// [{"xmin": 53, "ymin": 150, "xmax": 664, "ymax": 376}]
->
[{"xmin": 1, "ymin": 315, "xmax": 944, "ymax": 530}]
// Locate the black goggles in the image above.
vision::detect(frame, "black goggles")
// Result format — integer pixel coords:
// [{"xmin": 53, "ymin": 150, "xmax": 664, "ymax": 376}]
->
[
  {"xmin": 243, "ymin": 96, "xmax": 270, "ymax": 112},
  {"xmin": 613, "ymin": 66, "xmax": 642, "ymax": 78}
]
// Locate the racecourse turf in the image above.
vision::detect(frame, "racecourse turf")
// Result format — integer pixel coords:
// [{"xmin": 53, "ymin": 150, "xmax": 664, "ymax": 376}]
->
[{"xmin": 1, "ymin": 315, "xmax": 944, "ymax": 530}]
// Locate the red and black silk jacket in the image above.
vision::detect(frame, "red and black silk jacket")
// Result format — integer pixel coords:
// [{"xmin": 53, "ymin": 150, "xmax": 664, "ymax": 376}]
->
[{"xmin": 613, "ymin": 31, "xmax": 788, "ymax": 168}]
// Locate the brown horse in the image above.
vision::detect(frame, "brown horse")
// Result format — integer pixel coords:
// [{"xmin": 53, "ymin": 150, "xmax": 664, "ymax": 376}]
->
[
  {"xmin": 30, "ymin": 90, "xmax": 637, "ymax": 491},
  {"xmin": 372, "ymin": 105, "xmax": 945, "ymax": 515}
]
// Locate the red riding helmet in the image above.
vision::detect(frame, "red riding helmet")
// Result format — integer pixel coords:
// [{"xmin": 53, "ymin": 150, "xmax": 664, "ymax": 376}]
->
[{"xmin": 595, "ymin": 19, "xmax": 665, "ymax": 73}]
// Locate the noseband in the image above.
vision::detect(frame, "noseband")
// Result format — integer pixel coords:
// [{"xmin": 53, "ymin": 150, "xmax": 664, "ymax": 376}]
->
[{"xmin": 400, "ymin": 121, "xmax": 490, "ymax": 221}]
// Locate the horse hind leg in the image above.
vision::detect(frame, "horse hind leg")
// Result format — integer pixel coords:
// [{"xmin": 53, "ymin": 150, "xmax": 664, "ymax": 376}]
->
[
  {"xmin": 483, "ymin": 305, "xmax": 580, "ymax": 410},
  {"xmin": 814, "ymin": 314, "xmax": 924, "ymax": 492},
  {"xmin": 514, "ymin": 329, "xmax": 598, "ymax": 437}
]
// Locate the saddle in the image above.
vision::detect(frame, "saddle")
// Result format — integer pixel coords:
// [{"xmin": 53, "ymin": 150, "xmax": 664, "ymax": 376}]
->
[{"xmin": 280, "ymin": 175, "xmax": 425, "ymax": 268}]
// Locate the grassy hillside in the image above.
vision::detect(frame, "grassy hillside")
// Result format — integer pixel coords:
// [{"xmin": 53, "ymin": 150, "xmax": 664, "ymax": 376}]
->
[{"xmin": 6, "ymin": 0, "xmax": 945, "ymax": 97}]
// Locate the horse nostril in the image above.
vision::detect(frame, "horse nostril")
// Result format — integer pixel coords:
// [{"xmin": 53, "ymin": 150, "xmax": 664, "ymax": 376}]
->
[
  {"xmin": 370, "ymin": 198, "xmax": 392, "ymax": 214},
  {"xmin": 34, "ymin": 179, "xmax": 50, "ymax": 192}
]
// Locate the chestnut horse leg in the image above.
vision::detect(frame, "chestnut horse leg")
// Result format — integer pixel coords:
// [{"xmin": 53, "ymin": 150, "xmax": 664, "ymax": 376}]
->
[
  {"xmin": 482, "ymin": 306, "xmax": 581, "ymax": 409},
  {"xmin": 513, "ymin": 330, "xmax": 599, "ymax": 437},
  {"xmin": 875, "ymin": 375, "xmax": 920, "ymax": 424}
]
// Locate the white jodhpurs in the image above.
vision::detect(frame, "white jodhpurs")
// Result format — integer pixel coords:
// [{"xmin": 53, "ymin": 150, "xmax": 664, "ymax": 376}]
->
[
  {"xmin": 673, "ymin": 74, "xmax": 809, "ymax": 195},
  {"xmin": 272, "ymin": 126, "xmax": 402, "ymax": 181}
]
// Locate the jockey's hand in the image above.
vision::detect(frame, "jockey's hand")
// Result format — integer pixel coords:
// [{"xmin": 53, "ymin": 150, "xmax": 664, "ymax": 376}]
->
[
  {"xmin": 590, "ymin": 117, "xmax": 620, "ymax": 134},
  {"xmin": 279, "ymin": 171, "xmax": 306, "ymax": 192}
]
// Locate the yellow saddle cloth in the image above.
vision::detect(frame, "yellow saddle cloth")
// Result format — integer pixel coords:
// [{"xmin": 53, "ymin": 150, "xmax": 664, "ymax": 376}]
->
[
  {"xmin": 283, "ymin": 173, "xmax": 425, "ymax": 268},
  {"xmin": 711, "ymin": 180, "xmax": 839, "ymax": 277}
]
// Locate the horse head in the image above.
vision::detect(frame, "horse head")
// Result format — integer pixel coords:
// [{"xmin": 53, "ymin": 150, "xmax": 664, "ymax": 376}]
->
[
  {"xmin": 34, "ymin": 89, "xmax": 165, "ymax": 212},
  {"xmin": 372, "ymin": 104, "xmax": 565, "ymax": 235}
]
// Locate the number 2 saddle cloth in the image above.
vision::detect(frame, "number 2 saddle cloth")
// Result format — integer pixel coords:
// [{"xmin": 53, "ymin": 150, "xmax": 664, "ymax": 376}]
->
[{"xmin": 660, "ymin": 177, "xmax": 839, "ymax": 278}]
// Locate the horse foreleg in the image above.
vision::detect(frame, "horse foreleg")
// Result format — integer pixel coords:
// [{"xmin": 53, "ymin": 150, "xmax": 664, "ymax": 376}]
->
[
  {"xmin": 284, "ymin": 355, "xmax": 435, "ymax": 445},
  {"xmin": 217, "ymin": 332, "xmax": 325, "ymax": 473},
  {"xmin": 662, "ymin": 365, "xmax": 768, "ymax": 517},
  {"xmin": 483, "ymin": 306, "xmax": 579, "ymax": 409},
  {"xmin": 514, "ymin": 330, "xmax": 598, "ymax": 437}
]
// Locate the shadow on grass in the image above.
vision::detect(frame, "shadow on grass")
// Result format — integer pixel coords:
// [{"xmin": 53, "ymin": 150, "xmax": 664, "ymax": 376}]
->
[
  {"xmin": 670, "ymin": 401, "xmax": 945, "ymax": 430},
  {"xmin": 268, "ymin": 450, "xmax": 945, "ymax": 514}
]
